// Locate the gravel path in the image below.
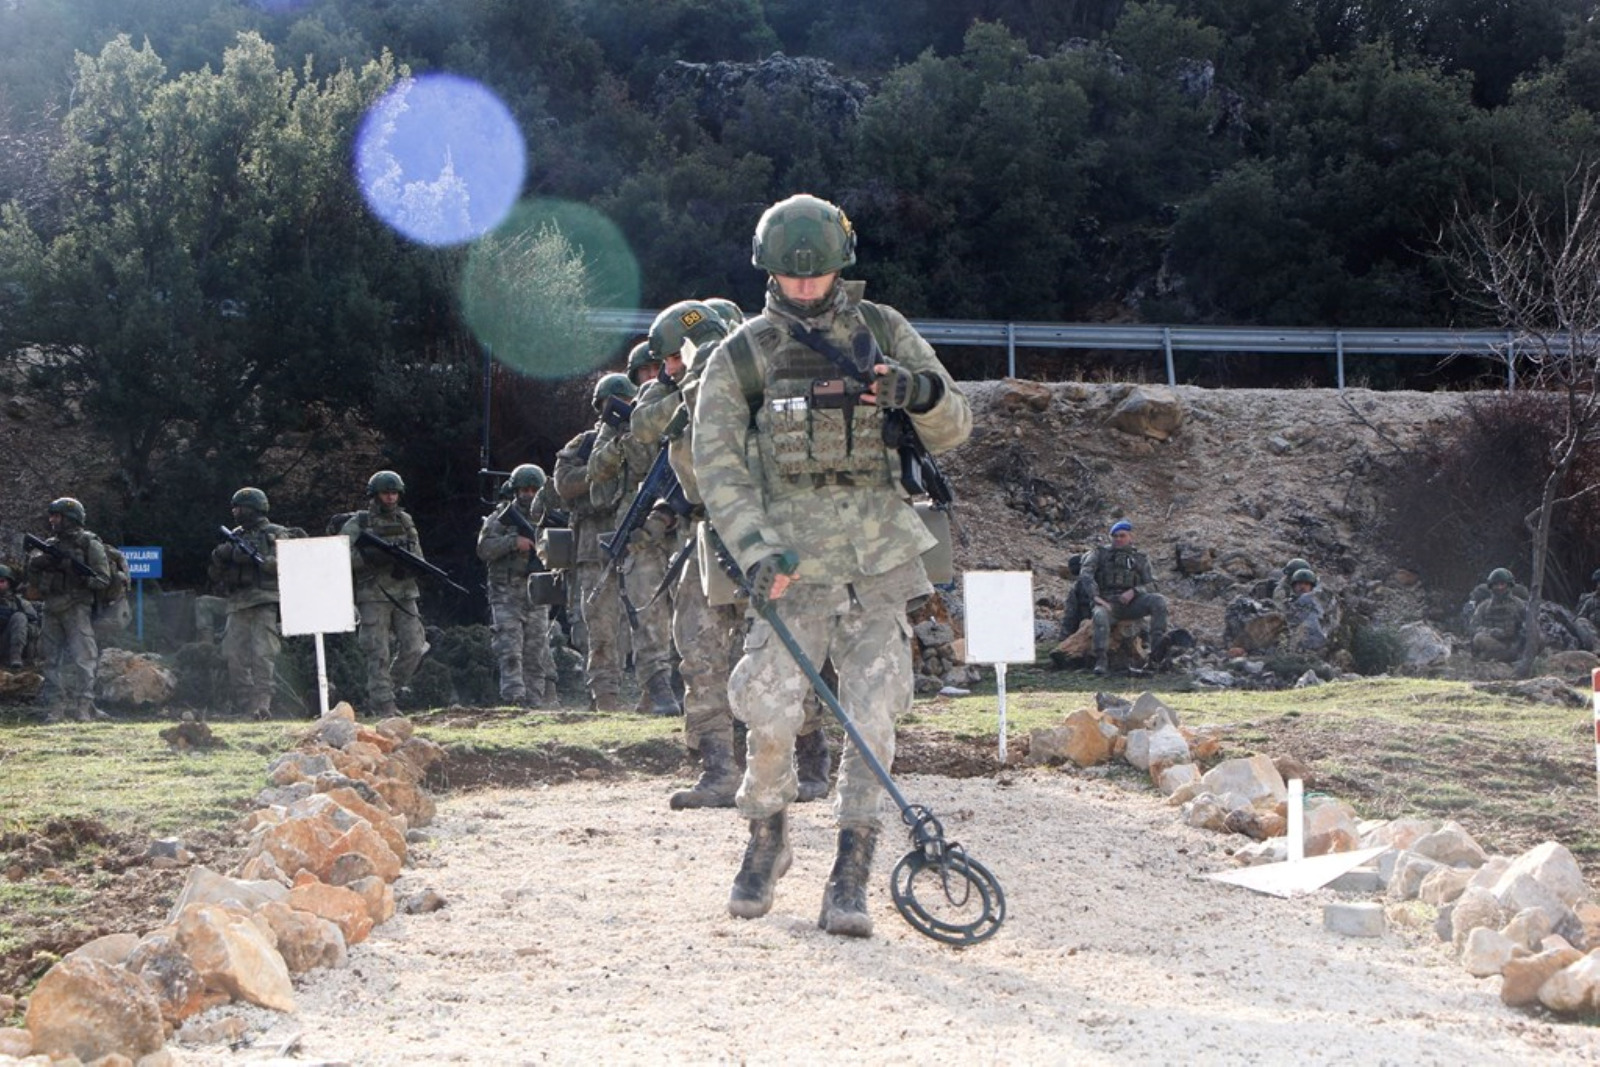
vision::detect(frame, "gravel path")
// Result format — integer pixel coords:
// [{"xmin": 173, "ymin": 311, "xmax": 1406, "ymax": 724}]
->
[{"xmin": 174, "ymin": 772, "xmax": 1597, "ymax": 1065}]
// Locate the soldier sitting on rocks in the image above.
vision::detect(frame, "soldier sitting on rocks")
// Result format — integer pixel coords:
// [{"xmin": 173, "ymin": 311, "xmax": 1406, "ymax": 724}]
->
[
  {"xmin": 1273, "ymin": 558, "xmax": 1313, "ymax": 603},
  {"xmin": 0, "ymin": 564, "xmax": 40, "ymax": 669},
  {"xmin": 1470, "ymin": 567, "xmax": 1527, "ymax": 663},
  {"xmin": 1078, "ymin": 520, "xmax": 1168, "ymax": 675},
  {"xmin": 1462, "ymin": 571, "xmax": 1529, "ymax": 633},
  {"xmin": 1572, "ymin": 569, "xmax": 1600, "ymax": 651},
  {"xmin": 1282, "ymin": 568, "xmax": 1329, "ymax": 653}
]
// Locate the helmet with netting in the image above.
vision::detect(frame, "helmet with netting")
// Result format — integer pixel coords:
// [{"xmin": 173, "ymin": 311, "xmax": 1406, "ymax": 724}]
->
[
  {"xmin": 592, "ymin": 372, "xmax": 637, "ymax": 409},
  {"xmin": 231, "ymin": 487, "xmax": 269, "ymax": 514},
  {"xmin": 752, "ymin": 194, "xmax": 856, "ymax": 277},
  {"xmin": 649, "ymin": 300, "xmax": 729, "ymax": 361},
  {"xmin": 48, "ymin": 497, "xmax": 86, "ymax": 526},
  {"xmin": 367, "ymin": 470, "xmax": 405, "ymax": 497},
  {"xmin": 510, "ymin": 463, "xmax": 546, "ymax": 490}
]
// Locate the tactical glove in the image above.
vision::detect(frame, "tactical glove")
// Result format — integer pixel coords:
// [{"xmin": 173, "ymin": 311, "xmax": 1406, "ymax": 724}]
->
[
  {"xmin": 873, "ymin": 363, "xmax": 942, "ymax": 413},
  {"xmin": 745, "ymin": 549, "xmax": 799, "ymax": 611},
  {"xmin": 588, "ymin": 441, "xmax": 623, "ymax": 482}
]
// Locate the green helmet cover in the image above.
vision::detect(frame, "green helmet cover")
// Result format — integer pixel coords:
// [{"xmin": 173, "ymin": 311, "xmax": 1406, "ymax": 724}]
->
[
  {"xmin": 1283, "ymin": 558, "xmax": 1311, "ymax": 577},
  {"xmin": 592, "ymin": 372, "xmax": 637, "ymax": 409},
  {"xmin": 703, "ymin": 297, "xmax": 745, "ymax": 327},
  {"xmin": 649, "ymin": 300, "xmax": 729, "ymax": 361},
  {"xmin": 1290, "ymin": 568, "xmax": 1317, "ymax": 587},
  {"xmin": 1487, "ymin": 567, "xmax": 1514, "ymax": 586},
  {"xmin": 231, "ymin": 487, "xmax": 269, "ymax": 514},
  {"xmin": 752, "ymin": 194, "xmax": 857, "ymax": 277},
  {"xmin": 0, "ymin": 564, "xmax": 13, "ymax": 583},
  {"xmin": 48, "ymin": 497, "xmax": 86, "ymax": 526},
  {"xmin": 510, "ymin": 463, "xmax": 546, "ymax": 490},
  {"xmin": 625, "ymin": 341, "xmax": 658, "ymax": 376},
  {"xmin": 367, "ymin": 470, "xmax": 405, "ymax": 497}
]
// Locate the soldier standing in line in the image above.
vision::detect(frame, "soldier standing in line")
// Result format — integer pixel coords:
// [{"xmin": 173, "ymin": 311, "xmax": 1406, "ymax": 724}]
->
[
  {"xmin": 477, "ymin": 463, "xmax": 558, "ymax": 708},
  {"xmin": 694, "ymin": 193, "xmax": 971, "ymax": 937},
  {"xmin": 24, "ymin": 497, "xmax": 111, "ymax": 723},
  {"xmin": 208, "ymin": 487, "xmax": 297, "ymax": 719},
  {"xmin": 340, "ymin": 471, "xmax": 429, "ymax": 717},
  {"xmin": 0, "ymin": 564, "xmax": 38, "ymax": 670},
  {"xmin": 552, "ymin": 373, "xmax": 642, "ymax": 712},
  {"xmin": 1078, "ymin": 519, "xmax": 1169, "ymax": 675}
]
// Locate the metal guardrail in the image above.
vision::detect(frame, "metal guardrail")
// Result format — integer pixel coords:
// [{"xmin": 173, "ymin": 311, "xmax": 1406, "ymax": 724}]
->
[{"xmin": 589, "ymin": 309, "xmax": 1531, "ymax": 388}]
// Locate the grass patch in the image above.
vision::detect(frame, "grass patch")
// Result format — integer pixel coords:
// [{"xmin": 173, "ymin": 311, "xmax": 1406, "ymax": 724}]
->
[{"xmin": 0, "ymin": 884, "xmax": 88, "ymax": 956}]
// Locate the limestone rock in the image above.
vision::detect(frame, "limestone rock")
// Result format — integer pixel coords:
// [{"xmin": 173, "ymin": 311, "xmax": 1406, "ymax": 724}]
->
[
  {"xmin": 65, "ymin": 932, "xmax": 141, "ymax": 967},
  {"xmin": 0, "ymin": 1028, "xmax": 31, "ymax": 1058},
  {"xmin": 1156, "ymin": 763, "xmax": 1200, "ymax": 797},
  {"xmin": 1126, "ymin": 692, "xmax": 1180, "ymax": 730},
  {"xmin": 24, "ymin": 956, "xmax": 165, "ymax": 1061},
  {"xmin": 1397, "ymin": 622, "xmax": 1451, "ymax": 668},
  {"xmin": 1062, "ymin": 709, "xmax": 1116, "ymax": 767},
  {"xmin": 375, "ymin": 716, "xmax": 414, "ymax": 741},
  {"xmin": 1417, "ymin": 866, "xmax": 1474, "ymax": 907},
  {"xmin": 286, "ymin": 881, "xmax": 374, "ymax": 946},
  {"xmin": 1502, "ymin": 946, "xmax": 1585, "ymax": 1007},
  {"xmin": 125, "ymin": 930, "xmax": 215, "ymax": 1025},
  {"xmin": 1461, "ymin": 927, "xmax": 1519, "ymax": 977},
  {"xmin": 1539, "ymin": 950, "xmax": 1600, "ymax": 1014},
  {"xmin": 346, "ymin": 875, "xmax": 396, "ymax": 925},
  {"xmin": 248, "ymin": 814, "xmax": 342, "ymax": 883},
  {"xmin": 1124, "ymin": 723, "xmax": 1190, "ymax": 773},
  {"xmin": 1024, "ymin": 726, "xmax": 1073, "ymax": 767},
  {"xmin": 254, "ymin": 901, "xmax": 347, "ymax": 975},
  {"xmin": 1198, "ymin": 755, "xmax": 1286, "ymax": 808},
  {"xmin": 93, "ymin": 648, "xmax": 177, "ymax": 707},
  {"xmin": 1547, "ymin": 649, "xmax": 1600, "ymax": 676},
  {"xmin": 1387, "ymin": 852, "xmax": 1443, "ymax": 902},
  {"xmin": 326, "ymin": 852, "xmax": 378, "ymax": 887},
  {"xmin": 400, "ymin": 889, "xmax": 448, "ymax": 914},
  {"xmin": 165, "ymin": 867, "xmax": 288, "ymax": 924},
  {"xmin": 1494, "ymin": 841, "xmax": 1589, "ymax": 909},
  {"xmin": 1324, "ymin": 902, "xmax": 1384, "ymax": 938},
  {"xmin": 1362, "ymin": 817, "xmax": 1439, "ymax": 851},
  {"xmin": 1182, "ymin": 794, "xmax": 1228, "ymax": 833},
  {"xmin": 1108, "ymin": 385, "xmax": 1185, "ymax": 440},
  {"xmin": 174, "ymin": 903, "xmax": 295, "ymax": 1012},
  {"xmin": 1502, "ymin": 908, "xmax": 1555, "ymax": 954},
  {"xmin": 1452, "ymin": 886, "xmax": 1509, "ymax": 953},
  {"xmin": 267, "ymin": 751, "xmax": 335, "ymax": 786},
  {"xmin": 1303, "ymin": 797, "xmax": 1360, "ymax": 857},
  {"xmin": 991, "ymin": 378, "xmax": 1053, "ymax": 414},
  {"xmin": 1411, "ymin": 822, "xmax": 1488, "ymax": 869}
]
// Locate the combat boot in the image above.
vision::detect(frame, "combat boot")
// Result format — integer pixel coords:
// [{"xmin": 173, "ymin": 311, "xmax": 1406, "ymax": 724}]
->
[
  {"xmin": 728, "ymin": 811, "xmax": 792, "ymax": 919},
  {"xmin": 644, "ymin": 670, "xmax": 682, "ymax": 717},
  {"xmin": 670, "ymin": 735, "xmax": 739, "ymax": 810},
  {"xmin": 74, "ymin": 701, "xmax": 111, "ymax": 723},
  {"xmin": 1092, "ymin": 649, "xmax": 1109, "ymax": 676},
  {"xmin": 589, "ymin": 687, "xmax": 623, "ymax": 713},
  {"xmin": 795, "ymin": 728, "xmax": 832, "ymax": 803},
  {"xmin": 818, "ymin": 826, "xmax": 878, "ymax": 938}
]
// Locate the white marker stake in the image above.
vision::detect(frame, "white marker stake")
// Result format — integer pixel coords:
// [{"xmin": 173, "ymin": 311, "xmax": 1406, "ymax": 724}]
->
[
  {"xmin": 1592, "ymin": 668, "xmax": 1600, "ymax": 803},
  {"xmin": 962, "ymin": 571, "xmax": 1035, "ymax": 765},
  {"xmin": 315, "ymin": 634, "xmax": 331, "ymax": 718},
  {"xmin": 278, "ymin": 537, "xmax": 358, "ymax": 718},
  {"xmin": 1287, "ymin": 779, "xmax": 1305, "ymax": 863}
]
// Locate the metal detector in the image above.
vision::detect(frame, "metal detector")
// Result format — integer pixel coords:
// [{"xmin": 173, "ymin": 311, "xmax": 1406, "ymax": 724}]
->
[{"xmin": 710, "ymin": 531, "xmax": 1006, "ymax": 946}]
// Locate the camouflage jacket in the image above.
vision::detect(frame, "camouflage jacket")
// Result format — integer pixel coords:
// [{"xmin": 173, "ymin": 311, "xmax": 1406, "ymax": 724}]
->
[
  {"xmin": 1576, "ymin": 591, "xmax": 1600, "ymax": 627},
  {"xmin": 692, "ymin": 282, "xmax": 970, "ymax": 585},
  {"xmin": 1471, "ymin": 593, "xmax": 1527, "ymax": 641},
  {"xmin": 208, "ymin": 517, "xmax": 292, "ymax": 609},
  {"xmin": 477, "ymin": 492, "xmax": 552, "ymax": 590},
  {"xmin": 0, "ymin": 589, "xmax": 38, "ymax": 629},
  {"xmin": 341, "ymin": 505, "xmax": 423, "ymax": 604},
  {"xmin": 1078, "ymin": 544, "xmax": 1155, "ymax": 601},
  {"xmin": 24, "ymin": 527, "xmax": 111, "ymax": 609},
  {"xmin": 631, "ymin": 373, "xmax": 705, "ymax": 508}
]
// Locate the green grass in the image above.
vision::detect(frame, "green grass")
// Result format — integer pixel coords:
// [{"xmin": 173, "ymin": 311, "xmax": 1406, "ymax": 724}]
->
[{"xmin": 0, "ymin": 883, "xmax": 88, "ymax": 956}]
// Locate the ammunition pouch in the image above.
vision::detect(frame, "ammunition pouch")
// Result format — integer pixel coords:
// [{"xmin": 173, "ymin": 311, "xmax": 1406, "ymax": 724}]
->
[
  {"xmin": 696, "ymin": 522, "xmax": 741, "ymax": 608},
  {"xmin": 916, "ymin": 503, "xmax": 953, "ymax": 585},
  {"xmin": 526, "ymin": 571, "xmax": 567, "ymax": 607}
]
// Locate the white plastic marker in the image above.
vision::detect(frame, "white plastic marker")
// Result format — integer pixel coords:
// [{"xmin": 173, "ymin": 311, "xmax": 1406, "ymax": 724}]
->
[
  {"xmin": 1287, "ymin": 778, "xmax": 1305, "ymax": 862},
  {"xmin": 276, "ymin": 536, "xmax": 359, "ymax": 716},
  {"xmin": 1207, "ymin": 779, "xmax": 1386, "ymax": 897},
  {"xmin": 1593, "ymin": 668, "xmax": 1600, "ymax": 803},
  {"xmin": 961, "ymin": 571, "xmax": 1035, "ymax": 764}
]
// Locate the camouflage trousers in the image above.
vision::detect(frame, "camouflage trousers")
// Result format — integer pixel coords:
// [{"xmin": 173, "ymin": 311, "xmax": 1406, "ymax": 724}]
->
[
  {"xmin": 488, "ymin": 584, "xmax": 556, "ymax": 702},
  {"xmin": 576, "ymin": 542, "xmax": 673, "ymax": 699},
  {"xmin": 1472, "ymin": 632, "xmax": 1523, "ymax": 663},
  {"xmin": 729, "ymin": 585, "xmax": 914, "ymax": 830},
  {"xmin": 357, "ymin": 596, "xmax": 427, "ymax": 707},
  {"xmin": 1092, "ymin": 592, "xmax": 1169, "ymax": 650},
  {"xmin": 2, "ymin": 611, "xmax": 28, "ymax": 666},
  {"xmin": 623, "ymin": 537, "xmax": 675, "ymax": 682},
  {"xmin": 40, "ymin": 602, "xmax": 97, "ymax": 711},
  {"xmin": 673, "ymin": 553, "xmax": 741, "ymax": 750},
  {"xmin": 222, "ymin": 602, "xmax": 282, "ymax": 715}
]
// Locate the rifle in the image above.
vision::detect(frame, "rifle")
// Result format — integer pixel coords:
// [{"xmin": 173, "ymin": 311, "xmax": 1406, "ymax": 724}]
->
[
  {"xmin": 23, "ymin": 533, "xmax": 98, "ymax": 580},
  {"xmin": 217, "ymin": 525, "xmax": 266, "ymax": 567},
  {"xmin": 355, "ymin": 529, "xmax": 471, "ymax": 595},
  {"xmin": 495, "ymin": 502, "xmax": 547, "ymax": 573},
  {"xmin": 587, "ymin": 442, "xmax": 692, "ymax": 630},
  {"xmin": 648, "ymin": 529, "xmax": 697, "ymax": 607}
]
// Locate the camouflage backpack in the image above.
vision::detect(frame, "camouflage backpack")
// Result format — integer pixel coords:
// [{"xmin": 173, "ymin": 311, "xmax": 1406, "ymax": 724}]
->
[{"xmin": 100, "ymin": 542, "xmax": 131, "ymax": 604}]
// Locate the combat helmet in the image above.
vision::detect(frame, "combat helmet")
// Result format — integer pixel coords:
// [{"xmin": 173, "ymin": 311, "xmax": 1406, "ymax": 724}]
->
[
  {"xmin": 649, "ymin": 300, "xmax": 729, "ymax": 362},
  {"xmin": 231, "ymin": 487, "xmax": 269, "ymax": 514},
  {"xmin": 625, "ymin": 341, "xmax": 658, "ymax": 378},
  {"xmin": 0, "ymin": 564, "xmax": 14, "ymax": 584},
  {"xmin": 48, "ymin": 497, "xmax": 86, "ymax": 526},
  {"xmin": 1290, "ymin": 568, "xmax": 1317, "ymax": 589},
  {"xmin": 509, "ymin": 463, "xmax": 546, "ymax": 490},
  {"xmin": 703, "ymin": 297, "xmax": 745, "ymax": 327},
  {"xmin": 366, "ymin": 470, "xmax": 405, "ymax": 497},
  {"xmin": 1487, "ymin": 567, "xmax": 1514, "ymax": 587},
  {"xmin": 752, "ymin": 194, "xmax": 856, "ymax": 277},
  {"xmin": 1283, "ymin": 558, "xmax": 1311, "ymax": 577},
  {"xmin": 1590, "ymin": 567, "xmax": 1600, "ymax": 585},
  {"xmin": 592, "ymin": 372, "xmax": 636, "ymax": 410}
]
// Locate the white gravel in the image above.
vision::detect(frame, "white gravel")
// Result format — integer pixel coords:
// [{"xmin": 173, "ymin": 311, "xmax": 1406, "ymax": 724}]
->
[{"xmin": 173, "ymin": 772, "xmax": 1598, "ymax": 1065}]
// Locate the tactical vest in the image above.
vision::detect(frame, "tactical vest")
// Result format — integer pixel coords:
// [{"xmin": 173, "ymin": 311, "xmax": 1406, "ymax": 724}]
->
[
  {"xmin": 31, "ymin": 530, "xmax": 106, "ymax": 600},
  {"xmin": 482, "ymin": 501, "xmax": 539, "ymax": 587},
  {"xmin": 1477, "ymin": 596, "xmax": 1524, "ymax": 634},
  {"xmin": 1095, "ymin": 546, "xmax": 1144, "ymax": 593},
  {"xmin": 217, "ymin": 522, "xmax": 289, "ymax": 593},
  {"xmin": 738, "ymin": 306, "xmax": 897, "ymax": 495}
]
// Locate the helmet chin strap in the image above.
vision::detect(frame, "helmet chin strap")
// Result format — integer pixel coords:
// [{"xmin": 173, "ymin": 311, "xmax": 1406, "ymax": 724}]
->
[{"xmin": 767, "ymin": 275, "xmax": 844, "ymax": 318}]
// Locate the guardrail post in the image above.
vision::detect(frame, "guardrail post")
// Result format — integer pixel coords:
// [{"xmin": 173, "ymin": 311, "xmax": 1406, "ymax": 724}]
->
[
  {"xmin": 1506, "ymin": 332, "xmax": 1516, "ymax": 391},
  {"xmin": 1335, "ymin": 332, "xmax": 1345, "ymax": 391},
  {"xmin": 1006, "ymin": 321, "xmax": 1017, "ymax": 378},
  {"xmin": 1162, "ymin": 327, "xmax": 1175, "ymax": 386}
]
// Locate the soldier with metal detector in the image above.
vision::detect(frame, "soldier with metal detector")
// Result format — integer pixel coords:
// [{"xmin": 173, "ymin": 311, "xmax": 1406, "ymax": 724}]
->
[{"xmin": 693, "ymin": 193, "xmax": 979, "ymax": 938}]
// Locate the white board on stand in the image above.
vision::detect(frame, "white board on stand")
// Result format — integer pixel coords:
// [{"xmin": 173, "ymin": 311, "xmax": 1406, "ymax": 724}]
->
[
  {"xmin": 962, "ymin": 571, "xmax": 1034, "ymax": 663},
  {"xmin": 277, "ymin": 536, "xmax": 357, "ymax": 718}
]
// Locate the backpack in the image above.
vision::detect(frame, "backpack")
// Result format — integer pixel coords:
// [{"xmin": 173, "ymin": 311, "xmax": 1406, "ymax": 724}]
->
[{"xmin": 100, "ymin": 542, "xmax": 131, "ymax": 603}]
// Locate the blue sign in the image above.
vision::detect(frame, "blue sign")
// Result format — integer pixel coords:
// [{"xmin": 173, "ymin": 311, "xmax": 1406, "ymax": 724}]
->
[{"xmin": 120, "ymin": 546, "xmax": 162, "ymax": 579}]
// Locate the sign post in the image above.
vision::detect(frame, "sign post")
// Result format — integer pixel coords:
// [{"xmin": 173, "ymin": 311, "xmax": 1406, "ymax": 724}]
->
[
  {"xmin": 119, "ymin": 547, "xmax": 162, "ymax": 645},
  {"xmin": 277, "ymin": 537, "xmax": 357, "ymax": 717},
  {"xmin": 961, "ymin": 571, "xmax": 1036, "ymax": 764}
]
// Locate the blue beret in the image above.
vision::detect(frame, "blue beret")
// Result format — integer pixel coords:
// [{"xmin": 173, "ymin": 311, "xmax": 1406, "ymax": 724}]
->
[{"xmin": 1109, "ymin": 520, "xmax": 1133, "ymax": 535}]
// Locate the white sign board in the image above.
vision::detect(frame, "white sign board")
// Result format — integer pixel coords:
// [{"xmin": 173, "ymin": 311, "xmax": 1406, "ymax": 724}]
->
[
  {"xmin": 962, "ymin": 571, "xmax": 1035, "ymax": 663},
  {"xmin": 278, "ymin": 536, "xmax": 357, "ymax": 636}
]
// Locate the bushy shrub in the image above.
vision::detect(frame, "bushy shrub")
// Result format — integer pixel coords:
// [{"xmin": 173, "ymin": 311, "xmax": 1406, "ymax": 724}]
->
[{"xmin": 1351, "ymin": 624, "xmax": 1405, "ymax": 676}]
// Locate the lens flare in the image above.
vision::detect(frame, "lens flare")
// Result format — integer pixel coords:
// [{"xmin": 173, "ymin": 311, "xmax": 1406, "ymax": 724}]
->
[
  {"xmin": 354, "ymin": 74, "xmax": 526, "ymax": 247},
  {"xmin": 461, "ymin": 200, "xmax": 643, "ymax": 380}
]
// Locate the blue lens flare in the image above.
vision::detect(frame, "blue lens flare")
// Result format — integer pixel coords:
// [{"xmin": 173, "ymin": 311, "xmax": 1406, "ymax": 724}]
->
[{"xmin": 354, "ymin": 74, "xmax": 526, "ymax": 247}]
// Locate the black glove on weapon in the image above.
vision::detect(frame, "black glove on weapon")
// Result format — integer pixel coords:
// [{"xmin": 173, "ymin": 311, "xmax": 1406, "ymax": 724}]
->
[
  {"xmin": 872, "ymin": 362, "xmax": 943, "ymax": 413},
  {"xmin": 745, "ymin": 549, "xmax": 799, "ymax": 611}
]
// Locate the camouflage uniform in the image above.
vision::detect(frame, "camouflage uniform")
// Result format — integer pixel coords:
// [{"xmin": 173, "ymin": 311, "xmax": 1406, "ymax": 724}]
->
[
  {"xmin": 341, "ymin": 499, "xmax": 428, "ymax": 714},
  {"xmin": 208, "ymin": 512, "xmax": 294, "ymax": 718},
  {"xmin": 694, "ymin": 281, "xmax": 970, "ymax": 832},
  {"xmin": 1470, "ymin": 590, "xmax": 1527, "ymax": 662},
  {"xmin": 25, "ymin": 506, "xmax": 111, "ymax": 721},
  {"xmin": 477, "ymin": 485, "xmax": 558, "ymax": 706},
  {"xmin": 1079, "ymin": 535, "xmax": 1168, "ymax": 668},
  {"xmin": 0, "ymin": 569, "xmax": 38, "ymax": 669},
  {"xmin": 553, "ymin": 427, "xmax": 627, "ymax": 708}
]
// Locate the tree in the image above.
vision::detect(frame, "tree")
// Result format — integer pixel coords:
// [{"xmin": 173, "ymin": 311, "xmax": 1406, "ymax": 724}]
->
[
  {"xmin": 1445, "ymin": 165, "xmax": 1600, "ymax": 676},
  {"xmin": 0, "ymin": 32, "xmax": 407, "ymax": 575}
]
